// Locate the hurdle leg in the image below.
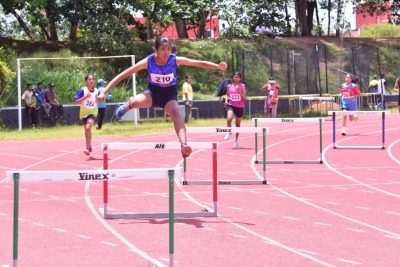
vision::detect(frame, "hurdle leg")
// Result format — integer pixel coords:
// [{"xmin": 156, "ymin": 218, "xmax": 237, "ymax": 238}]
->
[
  {"xmin": 254, "ymin": 118, "xmax": 258, "ymax": 163},
  {"xmin": 212, "ymin": 143, "xmax": 218, "ymax": 215},
  {"xmin": 319, "ymin": 118, "xmax": 323, "ymax": 163},
  {"xmin": 262, "ymin": 128, "xmax": 267, "ymax": 184},
  {"xmin": 382, "ymin": 111, "xmax": 385, "ymax": 149},
  {"xmin": 182, "ymin": 158, "xmax": 187, "ymax": 185},
  {"xmin": 13, "ymin": 173, "xmax": 20, "ymax": 267},
  {"xmin": 102, "ymin": 145, "xmax": 109, "ymax": 218},
  {"xmin": 332, "ymin": 112, "xmax": 337, "ymax": 149},
  {"xmin": 168, "ymin": 170, "xmax": 174, "ymax": 267}
]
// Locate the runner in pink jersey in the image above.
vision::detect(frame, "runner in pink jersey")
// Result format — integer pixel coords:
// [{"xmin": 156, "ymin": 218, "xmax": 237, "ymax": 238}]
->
[{"xmin": 224, "ymin": 72, "xmax": 246, "ymax": 148}]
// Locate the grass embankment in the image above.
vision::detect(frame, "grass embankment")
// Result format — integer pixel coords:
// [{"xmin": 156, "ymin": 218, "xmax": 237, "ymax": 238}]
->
[{"xmin": 0, "ymin": 118, "xmax": 241, "ymax": 141}]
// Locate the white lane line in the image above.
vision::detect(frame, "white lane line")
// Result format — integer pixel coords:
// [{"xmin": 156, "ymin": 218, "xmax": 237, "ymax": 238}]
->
[
  {"xmin": 298, "ymin": 249, "xmax": 319, "ymax": 255},
  {"xmin": 384, "ymin": 211, "xmax": 400, "ymax": 216},
  {"xmin": 324, "ymin": 201, "xmax": 340, "ymax": 205},
  {"xmin": 333, "ymin": 187, "xmax": 348, "ymax": 190},
  {"xmin": 228, "ymin": 206, "xmax": 242, "ymax": 210},
  {"xmin": 0, "ymin": 212, "xmax": 6, "ymax": 216},
  {"xmin": 2, "ymin": 264, "xmax": 11, "ymax": 267},
  {"xmin": 337, "ymin": 258, "xmax": 362, "ymax": 265},
  {"xmin": 33, "ymin": 222, "xmax": 45, "ymax": 227},
  {"xmin": 53, "ymin": 228, "xmax": 67, "ymax": 233},
  {"xmin": 363, "ymin": 177, "xmax": 376, "ymax": 181},
  {"xmin": 101, "ymin": 241, "xmax": 118, "ymax": 247},
  {"xmin": 282, "ymin": 216, "xmax": 300, "ymax": 221},
  {"xmin": 85, "ymin": 150, "xmax": 167, "ymax": 267},
  {"xmin": 31, "ymin": 191, "xmax": 42, "ymax": 195},
  {"xmin": 18, "ymin": 218, "xmax": 26, "ymax": 222},
  {"xmin": 355, "ymin": 206, "xmax": 370, "ymax": 210},
  {"xmin": 76, "ymin": 234, "xmax": 92, "ymax": 239},
  {"xmin": 314, "ymin": 222, "xmax": 332, "ymax": 227},
  {"xmin": 346, "ymin": 228, "xmax": 366, "ymax": 233},
  {"xmin": 230, "ymin": 233, "xmax": 247, "ymax": 239},
  {"xmin": 249, "ymin": 191, "xmax": 262, "ymax": 194},
  {"xmin": 288, "ymin": 180, "xmax": 300, "ymax": 184}
]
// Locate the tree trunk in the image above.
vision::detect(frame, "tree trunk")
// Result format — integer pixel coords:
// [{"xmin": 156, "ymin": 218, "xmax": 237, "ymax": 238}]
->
[
  {"xmin": 39, "ymin": 23, "xmax": 51, "ymax": 41},
  {"xmin": 296, "ymin": 0, "xmax": 312, "ymax": 36},
  {"xmin": 196, "ymin": 11, "xmax": 209, "ymax": 39},
  {"xmin": 327, "ymin": 0, "xmax": 332, "ymax": 36},
  {"xmin": 146, "ymin": 17, "xmax": 154, "ymax": 39},
  {"xmin": 336, "ymin": 0, "xmax": 342, "ymax": 37},
  {"xmin": 44, "ymin": 5, "xmax": 58, "ymax": 41},
  {"xmin": 174, "ymin": 18, "xmax": 188, "ymax": 38},
  {"xmin": 69, "ymin": 22, "xmax": 78, "ymax": 41},
  {"xmin": 306, "ymin": 0, "xmax": 316, "ymax": 35},
  {"xmin": 284, "ymin": 0, "xmax": 292, "ymax": 36},
  {"xmin": 314, "ymin": 0, "xmax": 321, "ymax": 36},
  {"xmin": 11, "ymin": 10, "xmax": 35, "ymax": 41}
]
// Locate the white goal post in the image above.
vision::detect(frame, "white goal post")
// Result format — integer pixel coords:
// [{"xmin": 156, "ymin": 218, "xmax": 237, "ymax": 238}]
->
[{"xmin": 16, "ymin": 55, "xmax": 137, "ymax": 131}]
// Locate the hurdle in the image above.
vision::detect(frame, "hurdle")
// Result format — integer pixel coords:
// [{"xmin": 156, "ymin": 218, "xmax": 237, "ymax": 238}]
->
[
  {"xmin": 328, "ymin": 110, "xmax": 387, "ymax": 149},
  {"xmin": 299, "ymin": 96, "xmax": 335, "ymax": 117},
  {"xmin": 6, "ymin": 168, "xmax": 179, "ymax": 267},
  {"xmin": 186, "ymin": 127, "xmax": 269, "ymax": 185},
  {"xmin": 101, "ymin": 142, "xmax": 218, "ymax": 219},
  {"xmin": 252, "ymin": 117, "xmax": 324, "ymax": 164}
]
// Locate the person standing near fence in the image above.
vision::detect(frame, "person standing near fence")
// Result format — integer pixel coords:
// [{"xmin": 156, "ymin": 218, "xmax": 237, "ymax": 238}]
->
[
  {"xmin": 224, "ymin": 72, "xmax": 246, "ymax": 148},
  {"xmin": 73, "ymin": 74, "xmax": 99, "ymax": 156},
  {"xmin": 21, "ymin": 83, "xmax": 35, "ymax": 127},
  {"xmin": 96, "ymin": 79, "xmax": 112, "ymax": 130},
  {"xmin": 182, "ymin": 75, "xmax": 193, "ymax": 123},
  {"xmin": 339, "ymin": 73, "xmax": 361, "ymax": 136},
  {"xmin": 394, "ymin": 76, "xmax": 400, "ymax": 114},
  {"xmin": 262, "ymin": 77, "xmax": 281, "ymax": 118},
  {"xmin": 98, "ymin": 36, "xmax": 227, "ymax": 158}
]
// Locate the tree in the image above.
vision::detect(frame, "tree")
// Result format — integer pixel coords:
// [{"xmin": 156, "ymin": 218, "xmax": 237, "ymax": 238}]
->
[
  {"xmin": 296, "ymin": 0, "xmax": 315, "ymax": 36},
  {"xmin": 0, "ymin": 1, "xmax": 36, "ymax": 41}
]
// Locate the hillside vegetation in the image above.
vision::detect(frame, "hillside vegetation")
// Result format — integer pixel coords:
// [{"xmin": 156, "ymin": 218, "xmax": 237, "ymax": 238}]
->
[{"xmin": 1, "ymin": 36, "xmax": 400, "ymax": 107}]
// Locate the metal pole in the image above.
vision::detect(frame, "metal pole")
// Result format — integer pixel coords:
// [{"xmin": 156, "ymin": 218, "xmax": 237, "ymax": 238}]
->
[
  {"xmin": 254, "ymin": 119, "xmax": 258, "ymax": 163},
  {"xmin": 17, "ymin": 59, "xmax": 22, "ymax": 131},
  {"xmin": 131, "ymin": 55, "xmax": 138, "ymax": 128},
  {"xmin": 13, "ymin": 173, "xmax": 20, "ymax": 267},
  {"xmin": 103, "ymin": 145, "xmax": 109, "ymax": 217},
  {"xmin": 168, "ymin": 170, "xmax": 175, "ymax": 267}
]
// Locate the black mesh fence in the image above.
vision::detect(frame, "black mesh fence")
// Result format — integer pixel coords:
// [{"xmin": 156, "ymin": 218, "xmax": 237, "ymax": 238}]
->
[{"xmin": 231, "ymin": 44, "xmax": 397, "ymax": 97}]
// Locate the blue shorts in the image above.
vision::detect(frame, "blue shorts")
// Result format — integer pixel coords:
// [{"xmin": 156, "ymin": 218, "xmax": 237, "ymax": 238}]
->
[
  {"xmin": 81, "ymin": 114, "xmax": 96, "ymax": 124},
  {"xmin": 144, "ymin": 84, "xmax": 178, "ymax": 109}
]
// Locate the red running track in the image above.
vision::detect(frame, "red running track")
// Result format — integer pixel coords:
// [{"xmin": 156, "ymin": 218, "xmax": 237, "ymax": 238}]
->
[{"xmin": 1, "ymin": 113, "xmax": 400, "ymax": 266}]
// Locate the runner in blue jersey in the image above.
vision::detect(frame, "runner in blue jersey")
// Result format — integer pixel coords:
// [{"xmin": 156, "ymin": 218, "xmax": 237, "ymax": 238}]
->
[{"xmin": 98, "ymin": 37, "xmax": 227, "ymax": 157}]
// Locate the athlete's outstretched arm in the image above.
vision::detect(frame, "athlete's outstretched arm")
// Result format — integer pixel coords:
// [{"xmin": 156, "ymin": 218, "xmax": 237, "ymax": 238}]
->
[
  {"xmin": 98, "ymin": 58, "xmax": 148, "ymax": 101},
  {"xmin": 177, "ymin": 57, "xmax": 227, "ymax": 71}
]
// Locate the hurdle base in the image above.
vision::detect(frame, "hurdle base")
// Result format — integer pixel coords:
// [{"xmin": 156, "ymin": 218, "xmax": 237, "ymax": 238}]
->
[
  {"xmin": 255, "ymin": 160, "xmax": 323, "ymax": 164},
  {"xmin": 333, "ymin": 145, "xmax": 385, "ymax": 150},
  {"xmin": 99, "ymin": 208, "xmax": 217, "ymax": 219},
  {"xmin": 182, "ymin": 180, "xmax": 268, "ymax": 185}
]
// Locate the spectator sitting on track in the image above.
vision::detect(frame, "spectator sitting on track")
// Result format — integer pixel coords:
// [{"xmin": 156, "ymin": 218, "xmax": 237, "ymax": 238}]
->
[
  {"xmin": 36, "ymin": 81, "xmax": 52, "ymax": 120},
  {"xmin": 224, "ymin": 71, "xmax": 246, "ymax": 148},
  {"xmin": 339, "ymin": 73, "xmax": 361, "ymax": 136},
  {"xmin": 368, "ymin": 75, "xmax": 379, "ymax": 109},
  {"xmin": 21, "ymin": 83, "xmax": 35, "ymax": 127}
]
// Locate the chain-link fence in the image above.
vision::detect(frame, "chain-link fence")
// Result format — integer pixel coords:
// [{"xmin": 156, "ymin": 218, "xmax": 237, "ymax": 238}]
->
[{"xmin": 231, "ymin": 44, "xmax": 399, "ymax": 97}]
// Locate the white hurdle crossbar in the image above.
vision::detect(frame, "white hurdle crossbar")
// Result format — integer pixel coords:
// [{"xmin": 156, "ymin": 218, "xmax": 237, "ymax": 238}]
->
[
  {"xmin": 253, "ymin": 118, "xmax": 324, "ymax": 164},
  {"xmin": 6, "ymin": 168, "xmax": 179, "ymax": 267},
  {"xmin": 101, "ymin": 142, "xmax": 218, "ymax": 219},
  {"xmin": 328, "ymin": 110, "xmax": 387, "ymax": 149},
  {"xmin": 186, "ymin": 127, "xmax": 269, "ymax": 184},
  {"xmin": 299, "ymin": 96, "xmax": 335, "ymax": 117}
]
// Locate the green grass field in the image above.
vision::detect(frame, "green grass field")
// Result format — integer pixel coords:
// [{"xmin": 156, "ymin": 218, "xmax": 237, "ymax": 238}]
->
[{"xmin": 0, "ymin": 118, "xmax": 242, "ymax": 141}]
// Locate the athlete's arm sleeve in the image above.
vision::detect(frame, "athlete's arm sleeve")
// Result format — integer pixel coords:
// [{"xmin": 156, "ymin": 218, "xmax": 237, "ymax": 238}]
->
[{"xmin": 73, "ymin": 89, "xmax": 84, "ymax": 101}]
